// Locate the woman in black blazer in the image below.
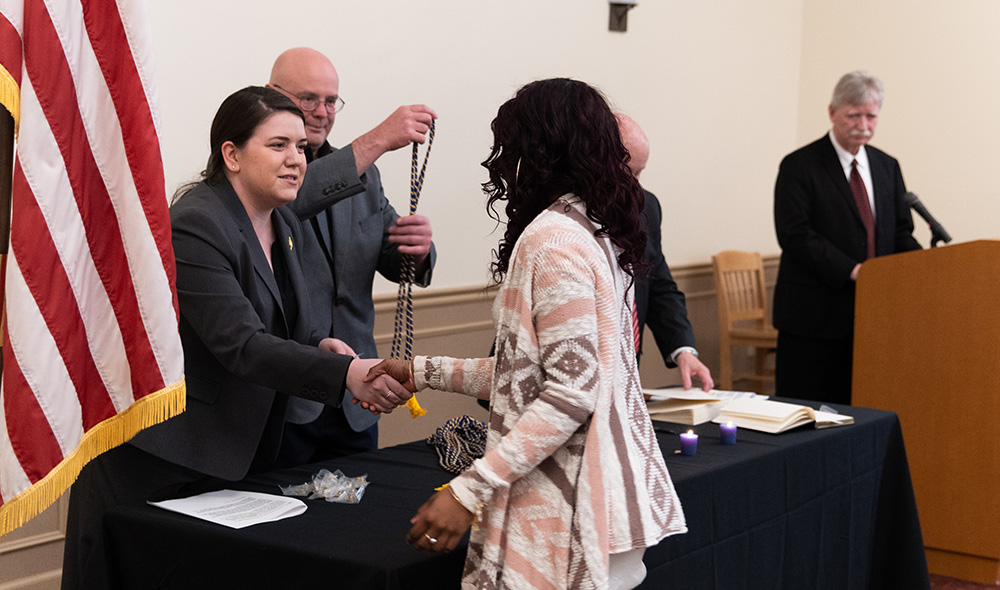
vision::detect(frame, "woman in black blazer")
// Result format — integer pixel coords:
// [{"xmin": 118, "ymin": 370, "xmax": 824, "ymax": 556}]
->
[{"xmin": 62, "ymin": 87, "xmax": 410, "ymax": 590}]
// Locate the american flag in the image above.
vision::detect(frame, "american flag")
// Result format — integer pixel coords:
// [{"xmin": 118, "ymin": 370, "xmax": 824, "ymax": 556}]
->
[{"xmin": 0, "ymin": 0, "xmax": 185, "ymax": 536}]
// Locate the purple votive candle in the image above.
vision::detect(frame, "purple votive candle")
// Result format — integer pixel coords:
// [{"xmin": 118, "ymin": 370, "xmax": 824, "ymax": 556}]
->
[
  {"xmin": 720, "ymin": 421, "xmax": 737, "ymax": 445},
  {"xmin": 680, "ymin": 430, "xmax": 698, "ymax": 456}
]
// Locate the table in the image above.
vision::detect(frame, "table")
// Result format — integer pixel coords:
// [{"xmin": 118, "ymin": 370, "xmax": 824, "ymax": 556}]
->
[{"xmin": 102, "ymin": 403, "xmax": 929, "ymax": 590}]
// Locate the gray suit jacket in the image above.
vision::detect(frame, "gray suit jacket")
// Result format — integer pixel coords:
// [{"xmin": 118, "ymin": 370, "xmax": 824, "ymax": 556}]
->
[
  {"xmin": 286, "ymin": 144, "xmax": 436, "ymax": 430},
  {"xmin": 130, "ymin": 180, "xmax": 353, "ymax": 480}
]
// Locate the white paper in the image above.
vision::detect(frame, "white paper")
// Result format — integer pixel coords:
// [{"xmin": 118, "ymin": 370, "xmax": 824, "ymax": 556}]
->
[{"xmin": 148, "ymin": 489, "xmax": 307, "ymax": 529}]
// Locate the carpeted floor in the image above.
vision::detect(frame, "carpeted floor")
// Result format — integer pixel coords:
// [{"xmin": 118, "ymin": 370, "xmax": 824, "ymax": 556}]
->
[{"xmin": 930, "ymin": 574, "xmax": 998, "ymax": 589}]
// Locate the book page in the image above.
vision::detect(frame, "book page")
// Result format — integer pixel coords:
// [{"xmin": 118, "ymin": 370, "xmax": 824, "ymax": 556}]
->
[
  {"xmin": 712, "ymin": 399, "xmax": 854, "ymax": 433},
  {"xmin": 643, "ymin": 387, "xmax": 763, "ymax": 402},
  {"xmin": 716, "ymin": 398, "xmax": 803, "ymax": 421}
]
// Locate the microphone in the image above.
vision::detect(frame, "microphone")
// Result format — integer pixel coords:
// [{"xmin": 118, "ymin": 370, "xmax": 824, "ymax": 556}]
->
[{"xmin": 904, "ymin": 192, "xmax": 952, "ymax": 247}]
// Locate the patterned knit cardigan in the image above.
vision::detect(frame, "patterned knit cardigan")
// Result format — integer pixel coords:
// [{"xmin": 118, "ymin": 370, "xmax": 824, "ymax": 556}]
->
[{"xmin": 413, "ymin": 195, "xmax": 686, "ymax": 590}]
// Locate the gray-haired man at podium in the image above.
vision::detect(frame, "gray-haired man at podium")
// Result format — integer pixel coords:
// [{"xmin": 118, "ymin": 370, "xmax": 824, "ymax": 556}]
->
[{"xmin": 772, "ymin": 71, "xmax": 921, "ymax": 405}]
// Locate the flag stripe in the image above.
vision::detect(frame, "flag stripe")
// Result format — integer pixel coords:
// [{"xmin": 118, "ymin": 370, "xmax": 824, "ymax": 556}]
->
[
  {"xmin": 3, "ymin": 245, "xmax": 85, "ymax": 458},
  {"xmin": 0, "ymin": 369, "xmax": 33, "ymax": 501},
  {"xmin": 0, "ymin": 13, "xmax": 20, "ymax": 82},
  {"xmin": 80, "ymin": 1, "xmax": 182, "ymax": 382},
  {"xmin": 81, "ymin": 0, "xmax": 174, "ymax": 301},
  {"xmin": 0, "ymin": 1, "xmax": 23, "ymax": 88},
  {"xmin": 12, "ymin": 161, "xmax": 113, "ymax": 429},
  {"xmin": 15, "ymin": 74, "xmax": 137, "ymax": 417},
  {"xmin": 23, "ymin": 0, "xmax": 160, "ymax": 396},
  {"xmin": 48, "ymin": 0, "xmax": 180, "ymax": 396},
  {"xmin": 2, "ymin": 314, "xmax": 65, "ymax": 481}
]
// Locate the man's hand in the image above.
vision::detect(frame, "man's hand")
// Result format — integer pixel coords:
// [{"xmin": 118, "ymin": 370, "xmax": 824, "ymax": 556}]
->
[
  {"xmin": 389, "ymin": 215, "xmax": 433, "ymax": 270},
  {"xmin": 351, "ymin": 105, "xmax": 438, "ymax": 175},
  {"xmin": 319, "ymin": 338, "xmax": 357, "ymax": 357},
  {"xmin": 677, "ymin": 351, "xmax": 714, "ymax": 392},
  {"xmin": 850, "ymin": 263, "xmax": 861, "ymax": 281}
]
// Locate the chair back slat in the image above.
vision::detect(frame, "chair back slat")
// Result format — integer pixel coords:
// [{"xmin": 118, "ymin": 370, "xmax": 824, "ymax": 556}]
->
[
  {"xmin": 713, "ymin": 250, "xmax": 769, "ymax": 329},
  {"xmin": 712, "ymin": 249, "xmax": 777, "ymax": 392}
]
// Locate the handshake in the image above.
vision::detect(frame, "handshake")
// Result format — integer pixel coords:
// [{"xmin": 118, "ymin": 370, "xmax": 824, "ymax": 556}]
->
[
  {"xmin": 341, "ymin": 354, "xmax": 419, "ymax": 415},
  {"xmin": 319, "ymin": 338, "xmax": 418, "ymax": 414}
]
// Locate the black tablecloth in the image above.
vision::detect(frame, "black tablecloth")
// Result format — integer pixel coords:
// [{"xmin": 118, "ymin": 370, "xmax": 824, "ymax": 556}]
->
[{"xmin": 102, "ymin": 402, "xmax": 929, "ymax": 590}]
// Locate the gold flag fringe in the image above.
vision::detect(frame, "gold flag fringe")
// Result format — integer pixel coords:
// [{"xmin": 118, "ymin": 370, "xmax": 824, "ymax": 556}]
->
[
  {"xmin": 0, "ymin": 378, "xmax": 186, "ymax": 537},
  {"xmin": 0, "ymin": 63, "xmax": 20, "ymax": 135}
]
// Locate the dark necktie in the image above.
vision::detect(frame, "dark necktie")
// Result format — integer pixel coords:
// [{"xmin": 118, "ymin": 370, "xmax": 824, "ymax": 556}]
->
[{"xmin": 850, "ymin": 159, "xmax": 876, "ymax": 259}]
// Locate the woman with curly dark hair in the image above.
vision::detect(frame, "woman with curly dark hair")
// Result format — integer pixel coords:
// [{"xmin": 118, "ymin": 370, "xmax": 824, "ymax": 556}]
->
[{"xmin": 367, "ymin": 78, "xmax": 687, "ymax": 590}]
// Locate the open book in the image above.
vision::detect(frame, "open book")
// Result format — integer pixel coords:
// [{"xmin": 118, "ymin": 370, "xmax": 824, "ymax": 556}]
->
[
  {"xmin": 643, "ymin": 387, "xmax": 762, "ymax": 425},
  {"xmin": 711, "ymin": 398, "xmax": 853, "ymax": 434}
]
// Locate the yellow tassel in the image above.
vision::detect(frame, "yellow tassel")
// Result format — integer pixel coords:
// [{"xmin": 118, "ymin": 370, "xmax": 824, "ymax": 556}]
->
[
  {"xmin": 0, "ymin": 378, "xmax": 186, "ymax": 537},
  {"xmin": 0, "ymin": 64, "xmax": 20, "ymax": 135},
  {"xmin": 406, "ymin": 395, "xmax": 426, "ymax": 418}
]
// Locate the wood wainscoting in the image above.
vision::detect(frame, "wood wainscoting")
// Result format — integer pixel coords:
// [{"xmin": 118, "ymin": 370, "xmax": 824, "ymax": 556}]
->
[{"xmin": 0, "ymin": 495, "xmax": 67, "ymax": 590}]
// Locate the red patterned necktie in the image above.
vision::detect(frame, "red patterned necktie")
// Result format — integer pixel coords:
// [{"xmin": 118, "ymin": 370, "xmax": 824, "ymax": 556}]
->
[
  {"xmin": 632, "ymin": 300, "xmax": 641, "ymax": 353},
  {"xmin": 850, "ymin": 159, "xmax": 876, "ymax": 259}
]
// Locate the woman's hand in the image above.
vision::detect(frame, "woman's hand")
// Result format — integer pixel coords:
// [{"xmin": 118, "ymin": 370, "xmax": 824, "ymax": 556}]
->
[
  {"xmin": 406, "ymin": 487, "xmax": 474, "ymax": 553},
  {"xmin": 364, "ymin": 359, "xmax": 416, "ymax": 393},
  {"xmin": 346, "ymin": 358, "xmax": 412, "ymax": 414}
]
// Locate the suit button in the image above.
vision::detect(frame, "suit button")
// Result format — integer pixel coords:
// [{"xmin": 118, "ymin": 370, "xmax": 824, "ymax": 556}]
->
[
  {"xmin": 335, "ymin": 298, "xmax": 345, "ymax": 306},
  {"xmin": 322, "ymin": 188, "xmax": 331, "ymax": 195}
]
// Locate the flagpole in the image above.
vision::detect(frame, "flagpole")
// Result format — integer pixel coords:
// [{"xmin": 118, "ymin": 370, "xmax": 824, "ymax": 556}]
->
[
  {"xmin": 0, "ymin": 106, "xmax": 10, "ymax": 369},
  {"xmin": 0, "ymin": 106, "xmax": 11, "ymax": 255}
]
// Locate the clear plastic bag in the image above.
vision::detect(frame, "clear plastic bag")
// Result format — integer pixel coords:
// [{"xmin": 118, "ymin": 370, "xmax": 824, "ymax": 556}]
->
[{"xmin": 279, "ymin": 469, "xmax": 369, "ymax": 504}]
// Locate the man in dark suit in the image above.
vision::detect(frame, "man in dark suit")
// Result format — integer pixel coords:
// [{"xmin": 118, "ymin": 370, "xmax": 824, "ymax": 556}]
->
[
  {"xmin": 269, "ymin": 48, "xmax": 438, "ymax": 462},
  {"xmin": 618, "ymin": 114, "xmax": 713, "ymax": 391},
  {"xmin": 773, "ymin": 71, "xmax": 920, "ymax": 405}
]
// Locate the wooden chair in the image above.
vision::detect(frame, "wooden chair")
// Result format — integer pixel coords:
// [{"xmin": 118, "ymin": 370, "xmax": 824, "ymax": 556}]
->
[{"xmin": 711, "ymin": 250, "xmax": 778, "ymax": 392}]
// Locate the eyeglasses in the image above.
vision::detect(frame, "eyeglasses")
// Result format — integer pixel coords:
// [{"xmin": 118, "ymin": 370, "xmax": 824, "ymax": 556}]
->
[{"xmin": 272, "ymin": 84, "xmax": 345, "ymax": 114}]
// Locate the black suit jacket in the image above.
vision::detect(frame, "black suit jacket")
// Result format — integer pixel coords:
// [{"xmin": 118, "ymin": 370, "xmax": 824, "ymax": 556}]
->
[
  {"xmin": 635, "ymin": 189, "xmax": 696, "ymax": 366},
  {"xmin": 773, "ymin": 135, "xmax": 920, "ymax": 340},
  {"xmin": 131, "ymin": 180, "xmax": 353, "ymax": 481}
]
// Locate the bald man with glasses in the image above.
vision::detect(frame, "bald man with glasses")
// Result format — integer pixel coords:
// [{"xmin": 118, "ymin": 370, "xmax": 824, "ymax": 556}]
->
[{"xmin": 268, "ymin": 47, "xmax": 438, "ymax": 464}]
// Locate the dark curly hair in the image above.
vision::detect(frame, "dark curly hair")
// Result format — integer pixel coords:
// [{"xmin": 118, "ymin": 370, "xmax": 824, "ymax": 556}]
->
[{"xmin": 482, "ymin": 78, "xmax": 646, "ymax": 284}]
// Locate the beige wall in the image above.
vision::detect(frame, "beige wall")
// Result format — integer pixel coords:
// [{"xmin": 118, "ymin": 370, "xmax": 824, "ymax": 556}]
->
[
  {"xmin": 797, "ymin": 0, "xmax": 1000, "ymax": 249},
  {"xmin": 146, "ymin": 0, "xmax": 803, "ymax": 292}
]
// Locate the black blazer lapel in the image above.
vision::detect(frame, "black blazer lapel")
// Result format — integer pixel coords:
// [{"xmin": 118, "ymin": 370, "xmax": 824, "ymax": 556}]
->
[
  {"xmin": 215, "ymin": 181, "xmax": 285, "ymax": 320},
  {"xmin": 273, "ymin": 208, "xmax": 315, "ymax": 343},
  {"xmin": 868, "ymin": 149, "xmax": 896, "ymax": 254},
  {"xmin": 309, "ymin": 209, "xmax": 335, "ymax": 267},
  {"xmin": 819, "ymin": 136, "xmax": 863, "ymax": 226}
]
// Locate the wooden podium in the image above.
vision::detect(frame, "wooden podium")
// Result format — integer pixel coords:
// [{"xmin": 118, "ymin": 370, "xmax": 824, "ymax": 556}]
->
[{"xmin": 854, "ymin": 240, "xmax": 1000, "ymax": 584}]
